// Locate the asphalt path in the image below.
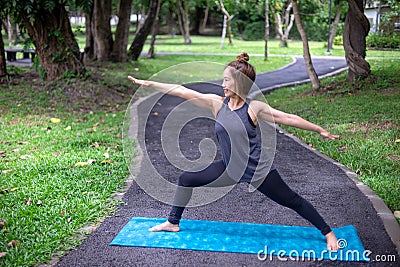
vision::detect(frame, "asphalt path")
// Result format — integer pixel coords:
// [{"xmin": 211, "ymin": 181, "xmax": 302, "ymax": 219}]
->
[
  {"xmin": 54, "ymin": 57, "xmax": 399, "ymax": 267},
  {"xmin": 255, "ymin": 56, "xmax": 348, "ymax": 92}
]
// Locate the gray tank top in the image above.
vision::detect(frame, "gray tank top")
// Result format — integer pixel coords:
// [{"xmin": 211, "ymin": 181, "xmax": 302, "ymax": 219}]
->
[{"xmin": 215, "ymin": 98, "xmax": 274, "ymax": 183}]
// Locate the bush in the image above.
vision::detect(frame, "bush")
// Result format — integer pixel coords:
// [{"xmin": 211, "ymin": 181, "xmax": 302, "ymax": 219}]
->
[
  {"xmin": 367, "ymin": 33, "xmax": 400, "ymax": 49},
  {"xmin": 334, "ymin": 36, "xmax": 343, "ymax": 46},
  {"xmin": 242, "ymin": 21, "xmax": 265, "ymax": 41}
]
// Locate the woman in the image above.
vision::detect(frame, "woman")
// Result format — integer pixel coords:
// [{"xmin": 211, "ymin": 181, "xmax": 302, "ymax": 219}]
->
[{"xmin": 128, "ymin": 53, "xmax": 339, "ymax": 250}]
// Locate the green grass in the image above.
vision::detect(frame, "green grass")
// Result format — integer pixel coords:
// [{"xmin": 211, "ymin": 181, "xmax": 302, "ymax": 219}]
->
[
  {"xmin": 266, "ymin": 58, "xmax": 400, "ymax": 212},
  {"xmin": 0, "ymin": 98, "xmax": 129, "ymax": 266},
  {"xmin": 6, "ymin": 30, "xmax": 400, "ymax": 60},
  {"xmin": 143, "ymin": 34, "xmax": 400, "ymax": 59},
  {"xmin": 141, "ymin": 35, "xmax": 348, "ymax": 56}
]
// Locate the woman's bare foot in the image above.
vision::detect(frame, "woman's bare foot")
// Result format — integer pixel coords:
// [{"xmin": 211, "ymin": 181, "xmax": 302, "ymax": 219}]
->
[
  {"xmin": 325, "ymin": 231, "xmax": 339, "ymax": 251},
  {"xmin": 149, "ymin": 221, "xmax": 180, "ymax": 232}
]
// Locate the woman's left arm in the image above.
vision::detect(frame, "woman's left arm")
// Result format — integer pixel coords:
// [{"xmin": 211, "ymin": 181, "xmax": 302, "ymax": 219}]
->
[{"xmin": 251, "ymin": 101, "xmax": 339, "ymax": 140}]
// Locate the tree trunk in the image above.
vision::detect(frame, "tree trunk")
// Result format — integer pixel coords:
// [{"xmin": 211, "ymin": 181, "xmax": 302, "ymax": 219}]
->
[
  {"xmin": 271, "ymin": 5, "xmax": 282, "ymax": 40},
  {"xmin": 282, "ymin": 3, "xmax": 295, "ymax": 47},
  {"xmin": 20, "ymin": 3, "xmax": 85, "ymax": 81},
  {"xmin": 271, "ymin": 2, "xmax": 294, "ymax": 48},
  {"xmin": 168, "ymin": 8, "xmax": 176, "ymax": 36},
  {"xmin": 84, "ymin": 4, "xmax": 95, "ymax": 61},
  {"xmin": 220, "ymin": 15, "xmax": 227, "ymax": 48},
  {"xmin": 177, "ymin": 0, "xmax": 192, "ymax": 44},
  {"xmin": 343, "ymin": 0, "xmax": 370, "ymax": 81},
  {"xmin": 292, "ymin": 0, "xmax": 320, "ymax": 89},
  {"xmin": 202, "ymin": 7, "xmax": 209, "ymax": 30},
  {"xmin": 0, "ymin": 22, "xmax": 7, "ymax": 77},
  {"xmin": 328, "ymin": 0, "xmax": 343, "ymax": 50},
  {"xmin": 192, "ymin": 6, "xmax": 203, "ymax": 35},
  {"xmin": 6, "ymin": 15, "xmax": 13, "ymax": 47},
  {"xmin": 227, "ymin": 20, "xmax": 233, "ymax": 45},
  {"xmin": 110, "ymin": 0, "xmax": 133, "ymax": 62},
  {"xmin": 137, "ymin": 6, "xmax": 146, "ymax": 33},
  {"xmin": 375, "ymin": 0, "xmax": 382, "ymax": 32},
  {"xmin": 148, "ymin": 1, "xmax": 161, "ymax": 58},
  {"xmin": 265, "ymin": 0, "xmax": 269, "ymax": 61},
  {"xmin": 94, "ymin": 0, "xmax": 113, "ymax": 61},
  {"xmin": 128, "ymin": 0, "xmax": 160, "ymax": 61},
  {"xmin": 136, "ymin": 9, "xmax": 142, "ymax": 33},
  {"xmin": 218, "ymin": 0, "xmax": 233, "ymax": 48}
]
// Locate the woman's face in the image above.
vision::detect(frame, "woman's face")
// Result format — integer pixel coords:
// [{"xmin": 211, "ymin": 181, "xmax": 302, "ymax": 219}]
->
[{"xmin": 222, "ymin": 68, "xmax": 237, "ymax": 97}]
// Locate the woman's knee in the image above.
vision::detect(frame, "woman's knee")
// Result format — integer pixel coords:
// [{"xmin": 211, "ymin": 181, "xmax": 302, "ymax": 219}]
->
[{"xmin": 178, "ymin": 172, "xmax": 198, "ymax": 187}]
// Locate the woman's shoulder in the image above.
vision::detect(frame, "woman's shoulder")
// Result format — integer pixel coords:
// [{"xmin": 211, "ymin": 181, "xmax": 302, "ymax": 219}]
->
[{"xmin": 248, "ymin": 99, "xmax": 268, "ymax": 109}]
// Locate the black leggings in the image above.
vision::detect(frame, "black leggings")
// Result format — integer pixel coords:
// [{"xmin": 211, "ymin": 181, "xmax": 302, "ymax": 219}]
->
[{"xmin": 168, "ymin": 160, "xmax": 332, "ymax": 236}]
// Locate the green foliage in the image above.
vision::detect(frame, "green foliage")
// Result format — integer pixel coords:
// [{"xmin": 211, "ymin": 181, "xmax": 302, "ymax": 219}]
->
[
  {"xmin": 378, "ymin": 0, "xmax": 400, "ymax": 32},
  {"xmin": 334, "ymin": 35, "xmax": 343, "ymax": 46},
  {"xmin": 7, "ymin": 0, "xmax": 57, "ymax": 20},
  {"xmin": 242, "ymin": 21, "xmax": 265, "ymax": 41},
  {"xmin": 367, "ymin": 33, "xmax": 400, "ymax": 49},
  {"xmin": 33, "ymin": 57, "xmax": 47, "ymax": 80}
]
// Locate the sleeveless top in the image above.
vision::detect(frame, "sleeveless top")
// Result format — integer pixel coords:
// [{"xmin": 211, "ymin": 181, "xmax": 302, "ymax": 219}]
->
[{"xmin": 215, "ymin": 98, "xmax": 274, "ymax": 183}]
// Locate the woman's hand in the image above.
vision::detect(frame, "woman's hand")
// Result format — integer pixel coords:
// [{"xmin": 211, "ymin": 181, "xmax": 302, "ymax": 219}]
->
[
  {"xmin": 128, "ymin": 76, "xmax": 148, "ymax": 86},
  {"xmin": 319, "ymin": 130, "xmax": 339, "ymax": 140}
]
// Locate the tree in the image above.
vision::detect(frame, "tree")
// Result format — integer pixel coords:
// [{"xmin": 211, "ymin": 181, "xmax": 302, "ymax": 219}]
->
[
  {"xmin": 81, "ymin": 0, "xmax": 136, "ymax": 62},
  {"xmin": 148, "ymin": 1, "xmax": 162, "ymax": 58},
  {"xmin": 0, "ymin": 22, "xmax": 6, "ymax": 77},
  {"xmin": 270, "ymin": 0, "xmax": 295, "ymax": 47},
  {"xmin": 83, "ymin": 1, "xmax": 95, "ymax": 61},
  {"xmin": 8, "ymin": 0, "xmax": 85, "ymax": 80},
  {"xmin": 93, "ymin": 0, "xmax": 113, "ymax": 61},
  {"xmin": 5, "ymin": 15, "xmax": 13, "ymax": 47},
  {"xmin": 218, "ymin": 0, "xmax": 234, "ymax": 48},
  {"xmin": 176, "ymin": 0, "xmax": 192, "ymax": 44},
  {"xmin": 292, "ymin": 0, "xmax": 320, "ymax": 89},
  {"xmin": 128, "ymin": 0, "xmax": 160, "ymax": 60},
  {"xmin": 328, "ymin": 0, "xmax": 343, "ymax": 50},
  {"xmin": 265, "ymin": 0, "xmax": 270, "ymax": 61},
  {"xmin": 0, "ymin": 1, "xmax": 7, "ymax": 77},
  {"xmin": 343, "ymin": 0, "xmax": 370, "ymax": 81},
  {"xmin": 110, "ymin": 0, "xmax": 133, "ymax": 62}
]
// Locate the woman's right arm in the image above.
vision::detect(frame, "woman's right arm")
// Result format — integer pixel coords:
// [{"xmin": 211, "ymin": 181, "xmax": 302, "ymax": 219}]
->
[{"xmin": 128, "ymin": 76, "xmax": 223, "ymax": 113}]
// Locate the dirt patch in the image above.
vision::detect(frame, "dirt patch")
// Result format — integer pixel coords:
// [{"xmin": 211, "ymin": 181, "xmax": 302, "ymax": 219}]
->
[
  {"xmin": 2, "ymin": 68, "xmax": 136, "ymax": 114},
  {"xmin": 387, "ymin": 154, "xmax": 400, "ymax": 163},
  {"xmin": 377, "ymin": 87, "xmax": 400, "ymax": 96},
  {"xmin": 302, "ymin": 80, "xmax": 355, "ymax": 97},
  {"xmin": 348, "ymin": 120, "xmax": 398, "ymax": 133}
]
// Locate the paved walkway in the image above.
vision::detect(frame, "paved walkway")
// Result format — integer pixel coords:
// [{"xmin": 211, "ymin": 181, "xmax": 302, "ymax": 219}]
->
[{"xmin": 54, "ymin": 56, "xmax": 399, "ymax": 267}]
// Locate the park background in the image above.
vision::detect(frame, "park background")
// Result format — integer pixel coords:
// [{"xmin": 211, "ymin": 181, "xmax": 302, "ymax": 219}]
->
[{"xmin": 0, "ymin": 0, "xmax": 399, "ymax": 266}]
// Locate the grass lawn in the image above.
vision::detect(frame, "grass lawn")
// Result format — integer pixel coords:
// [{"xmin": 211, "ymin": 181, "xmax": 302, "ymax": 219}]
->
[{"xmin": 0, "ymin": 35, "xmax": 399, "ymax": 266}]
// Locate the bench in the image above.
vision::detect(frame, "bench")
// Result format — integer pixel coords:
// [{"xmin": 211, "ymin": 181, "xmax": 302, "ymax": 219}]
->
[{"xmin": 5, "ymin": 48, "xmax": 36, "ymax": 62}]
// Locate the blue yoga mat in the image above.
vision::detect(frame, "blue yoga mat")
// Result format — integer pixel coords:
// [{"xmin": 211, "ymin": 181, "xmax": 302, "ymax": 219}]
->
[{"xmin": 110, "ymin": 217, "xmax": 370, "ymax": 262}]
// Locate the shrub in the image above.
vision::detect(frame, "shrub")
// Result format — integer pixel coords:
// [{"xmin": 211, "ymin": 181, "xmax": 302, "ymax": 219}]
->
[
  {"xmin": 334, "ymin": 36, "xmax": 343, "ymax": 46},
  {"xmin": 367, "ymin": 33, "xmax": 400, "ymax": 49},
  {"xmin": 242, "ymin": 21, "xmax": 265, "ymax": 41}
]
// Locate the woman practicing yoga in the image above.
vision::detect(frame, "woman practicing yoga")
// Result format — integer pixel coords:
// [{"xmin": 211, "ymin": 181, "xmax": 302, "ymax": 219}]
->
[{"xmin": 128, "ymin": 52, "xmax": 339, "ymax": 250}]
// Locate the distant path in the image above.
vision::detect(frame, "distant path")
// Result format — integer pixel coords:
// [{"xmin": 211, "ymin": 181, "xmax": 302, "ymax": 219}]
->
[
  {"xmin": 140, "ymin": 52, "xmax": 348, "ymax": 92},
  {"xmin": 255, "ymin": 56, "xmax": 347, "ymax": 92}
]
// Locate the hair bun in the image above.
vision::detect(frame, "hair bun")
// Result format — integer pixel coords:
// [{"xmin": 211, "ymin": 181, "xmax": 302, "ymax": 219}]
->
[{"xmin": 237, "ymin": 52, "xmax": 250, "ymax": 63}]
